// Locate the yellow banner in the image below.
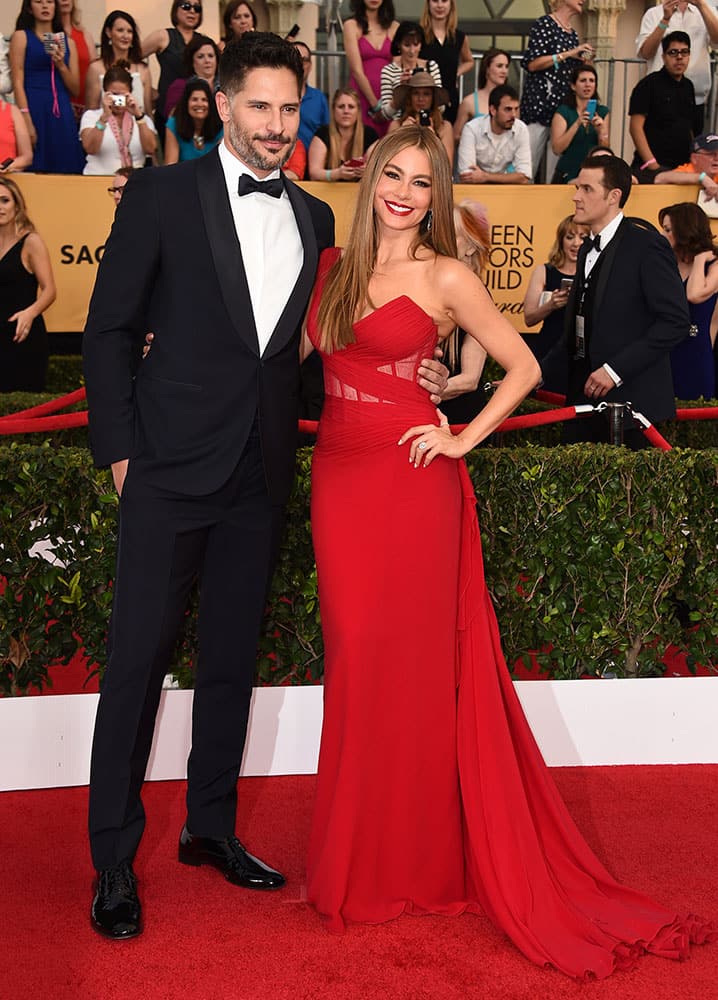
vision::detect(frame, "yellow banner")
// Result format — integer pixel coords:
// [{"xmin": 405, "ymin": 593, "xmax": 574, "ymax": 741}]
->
[{"xmin": 11, "ymin": 174, "xmax": 706, "ymax": 334}]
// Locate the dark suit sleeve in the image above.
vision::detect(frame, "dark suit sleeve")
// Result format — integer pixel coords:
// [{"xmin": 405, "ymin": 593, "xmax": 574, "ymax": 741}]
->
[
  {"xmin": 318, "ymin": 199, "xmax": 335, "ymax": 250},
  {"xmin": 602, "ymin": 231, "xmax": 690, "ymax": 383},
  {"xmin": 82, "ymin": 170, "xmax": 161, "ymax": 467}
]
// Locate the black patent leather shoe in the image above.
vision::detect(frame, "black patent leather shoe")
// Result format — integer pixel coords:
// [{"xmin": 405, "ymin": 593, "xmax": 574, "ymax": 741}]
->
[
  {"xmin": 178, "ymin": 825, "xmax": 286, "ymax": 890},
  {"xmin": 91, "ymin": 860, "xmax": 142, "ymax": 939}
]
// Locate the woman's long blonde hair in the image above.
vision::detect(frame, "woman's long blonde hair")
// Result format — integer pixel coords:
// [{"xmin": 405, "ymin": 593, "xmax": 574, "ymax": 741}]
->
[
  {"xmin": 316, "ymin": 126, "xmax": 457, "ymax": 352},
  {"xmin": 420, "ymin": 0, "xmax": 457, "ymax": 43},
  {"xmin": 327, "ymin": 88, "xmax": 365, "ymax": 169},
  {"xmin": 0, "ymin": 177, "xmax": 34, "ymax": 236}
]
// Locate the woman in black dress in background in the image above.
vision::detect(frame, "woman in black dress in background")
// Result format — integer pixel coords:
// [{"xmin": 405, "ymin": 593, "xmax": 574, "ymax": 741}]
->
[
  {"xmin": 521, "ymin": 213, "xmax": 588, "ymax": 394},
  {"xmin": 419, "ymin": 0, "xmax": 473, "ymax": 124},
  {"xmin": 0, "ymin": 177, "xmax": 56, "ymax": 392}
]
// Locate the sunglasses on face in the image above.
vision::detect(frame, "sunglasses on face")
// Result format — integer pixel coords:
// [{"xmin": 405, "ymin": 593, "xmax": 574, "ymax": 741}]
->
[
  {"xmin": 179, "ymin": 3, "xmax": 202, "ymax": 12},
  {"xmin": 665, "ymin": 48, "xmax": 690, "ymax": 57},
  {"xmin": 107, "ymin": 186, "xmax": 125, "ymax": 196}
]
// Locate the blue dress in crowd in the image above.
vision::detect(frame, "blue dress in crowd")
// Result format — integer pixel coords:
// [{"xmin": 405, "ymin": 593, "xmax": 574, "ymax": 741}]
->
[
  {"xmin": 165, "ymin": 115, "xmax": 223, "ymax": 161},
  {"xmin": 671, "ymin": 269, "xmax": 717, "ymax": 400},
  {"xmin": 24, "ymin": 30, "xmax": 84, "ymax": 173}
]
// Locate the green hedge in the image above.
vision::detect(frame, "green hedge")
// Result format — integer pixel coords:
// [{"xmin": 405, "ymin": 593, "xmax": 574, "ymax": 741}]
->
[
  {"xmin": 46, "ymin": 355, "xmax": 84, "ymax": 395},
  {"xmin": 1, "ymin": 442, "xmax": 715, "ymax": 695}
]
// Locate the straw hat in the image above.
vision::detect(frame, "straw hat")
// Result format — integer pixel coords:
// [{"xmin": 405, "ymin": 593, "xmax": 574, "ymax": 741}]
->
[{"xmin": 392, "ymin": 70, "xmax": 449, "ymax": 109}]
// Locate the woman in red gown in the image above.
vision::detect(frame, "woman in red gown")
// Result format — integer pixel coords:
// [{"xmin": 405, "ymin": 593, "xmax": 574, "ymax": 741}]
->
[{"xmin": 302, "ymin": 127, "xmax": 714, "ymax": 979}]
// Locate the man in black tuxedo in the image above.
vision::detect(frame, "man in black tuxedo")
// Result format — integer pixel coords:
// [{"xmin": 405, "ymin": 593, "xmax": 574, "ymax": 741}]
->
[
  {"xmin": 541, "ymin": 155, "xmax": 690, "ymax": 446},
  {"xmin": 82, "ymin": 34, "xmax": 336, "ymax": 940}
]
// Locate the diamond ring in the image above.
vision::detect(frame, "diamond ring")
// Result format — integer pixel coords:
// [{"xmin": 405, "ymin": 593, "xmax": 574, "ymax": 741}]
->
[{"xmin": 418, "ymin": 441, "xmax": 428, "ymax": 451}]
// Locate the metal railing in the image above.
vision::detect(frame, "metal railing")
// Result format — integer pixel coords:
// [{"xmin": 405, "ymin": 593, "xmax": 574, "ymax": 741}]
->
[{"xmin": 310, "ymin": 48, "xmax": 718, "ymax": 162}]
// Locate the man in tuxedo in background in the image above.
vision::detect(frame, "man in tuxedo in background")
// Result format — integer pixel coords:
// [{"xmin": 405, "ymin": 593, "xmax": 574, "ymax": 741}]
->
[
  {"xmin": 82, "ymin": 34, "xmax": 334, "ymax": 940},
  {"xmin": 541, "ymin": 155, "xmax": 690, "ymax": 447}
]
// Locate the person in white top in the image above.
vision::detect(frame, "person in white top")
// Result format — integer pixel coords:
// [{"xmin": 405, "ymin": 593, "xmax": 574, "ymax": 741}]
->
[
  {"xmin": 457, "ymin": 84, "xmax": 531, "ymax": 183},
  {"xmin": 80, "ymin": 65, "xmax": 156, "ymax": 174},
  {"xmin": 636, "ymin": 0, "xmax": 718, "ymax": 126}
]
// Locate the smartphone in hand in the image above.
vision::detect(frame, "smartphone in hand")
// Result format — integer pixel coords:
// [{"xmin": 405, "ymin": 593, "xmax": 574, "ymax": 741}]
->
[{"xmin": 586, "ymin": 98, "xmax": 597, "ymax": 120}]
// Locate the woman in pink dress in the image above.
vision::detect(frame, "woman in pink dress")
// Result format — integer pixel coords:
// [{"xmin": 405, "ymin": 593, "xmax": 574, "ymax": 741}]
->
[{"xmin": 343, "ymin": 0, "xmax": 399, "ymax": 137}]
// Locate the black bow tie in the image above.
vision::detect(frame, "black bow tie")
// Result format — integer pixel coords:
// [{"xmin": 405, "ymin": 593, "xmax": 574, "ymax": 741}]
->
[
  {"xmin": 238, "ymin": 174, "xmax": 284, "ymax": 198},
  {"xmin": 585, "ymin": 234, "xmax": 601, "ymax": 252}
]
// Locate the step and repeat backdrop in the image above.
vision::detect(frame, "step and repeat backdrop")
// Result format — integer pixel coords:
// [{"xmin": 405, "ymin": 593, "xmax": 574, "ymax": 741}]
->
[{"xmin": 12, "ymin": 174, "xmax": 703, "ymax": 336}]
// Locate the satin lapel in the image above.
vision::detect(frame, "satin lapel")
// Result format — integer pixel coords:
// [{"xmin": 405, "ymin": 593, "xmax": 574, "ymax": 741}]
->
[
  {"xmin": 196, "ymin": 150, "xmax": 260, "ymax": 356},
  {"xmin": 262, "ymin": 178, "xmax": 319, "ymax": 360},
  {"xmin": 592, "ymin": 219, "xmax": 627, "ymax": 323}
]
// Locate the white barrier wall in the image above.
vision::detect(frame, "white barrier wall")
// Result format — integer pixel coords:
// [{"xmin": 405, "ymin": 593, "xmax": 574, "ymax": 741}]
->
[{"xmin": 1, "ymin": 678, "xmax": 717, "ymax": 792}]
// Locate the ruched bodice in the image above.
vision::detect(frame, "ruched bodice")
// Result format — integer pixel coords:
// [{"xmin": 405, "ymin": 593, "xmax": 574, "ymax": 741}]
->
[{"xmin": 307, "ymin": 254, "xmax": 440, "ymax": 456}]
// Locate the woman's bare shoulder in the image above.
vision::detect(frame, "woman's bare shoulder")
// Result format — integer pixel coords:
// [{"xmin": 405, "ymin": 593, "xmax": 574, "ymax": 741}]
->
[{"xmin": 433, "ymin": 254, "xmax": 473, "ymax": 286}]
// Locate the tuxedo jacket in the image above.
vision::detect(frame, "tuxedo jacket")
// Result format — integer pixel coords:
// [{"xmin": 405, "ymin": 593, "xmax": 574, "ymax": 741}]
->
[
  {"xmin": 541, "ymin": 218, "xmax": 690, "ymax": 423},
  {"xmin": 83, "ymin": 150, "xmax": 335, "ymax": 504}
]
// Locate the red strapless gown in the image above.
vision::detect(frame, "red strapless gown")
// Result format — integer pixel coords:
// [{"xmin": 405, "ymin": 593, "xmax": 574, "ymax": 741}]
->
[{"xmin": 305, "ymin": 248, "xmax": 714, "ymax": 980}]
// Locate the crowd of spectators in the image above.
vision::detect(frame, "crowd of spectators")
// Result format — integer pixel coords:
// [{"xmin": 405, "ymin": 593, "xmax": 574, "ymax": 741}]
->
[
  {"xmin": 2, "ymin": 0, "xmax": 718, "ymax": 187},
  {"xmin": 0, "ymin": 2, "xmax": 715, "ymax": 405}
]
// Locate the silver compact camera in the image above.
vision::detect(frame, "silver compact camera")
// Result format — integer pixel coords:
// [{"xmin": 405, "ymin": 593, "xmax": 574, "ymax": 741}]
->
[{"xmin": 111, "ymin": 94, "xmax": 127, "ymax": 108}]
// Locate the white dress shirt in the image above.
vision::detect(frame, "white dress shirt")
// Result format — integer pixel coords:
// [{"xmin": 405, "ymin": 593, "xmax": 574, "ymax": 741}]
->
[
  {"xmin": 457, "ymin": 114, "xmax": 532, "ymax": 178},
  {"xmin": 584, "ymin": 211, "xmax": 624, "ymax": 385},
  {"xmin": 218, "ymin": 141, "xmax": 303, "ymax": 355},
  {"xmin": 636, "ymin": 3, "xmax": 713, "ymax": 104}
]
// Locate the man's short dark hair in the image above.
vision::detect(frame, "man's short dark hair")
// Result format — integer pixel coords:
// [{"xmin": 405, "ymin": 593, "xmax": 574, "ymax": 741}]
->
[
  {"xmin": 488, "ymin": 84, "xmax": 519, "ymax": 110},
  {"xmin": 219, "ymin": 32, "xmax": 304, "ymax": 98},
  {"xmin": 580, "ymin": 154, "xmax": 633, "ymax": 208},
  {"xmin": 662, "ymin": 30, "xmax": 690, "ymax": 53}
]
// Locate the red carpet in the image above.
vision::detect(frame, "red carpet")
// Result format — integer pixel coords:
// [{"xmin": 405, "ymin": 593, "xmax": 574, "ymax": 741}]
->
[{"xmin": 4, "ymin": 769, "xmax": 717, "ymax": 1000}]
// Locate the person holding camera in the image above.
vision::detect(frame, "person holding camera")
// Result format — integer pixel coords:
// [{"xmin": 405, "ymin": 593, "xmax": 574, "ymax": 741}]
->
[
  {"xmin": 387, "ymin": 70, "xmax": 454, "ymax": 163},
  {"xmin": 521, "ymin": 213, "xmax": 589, "ymax": 393},
  {"xmin": 520, "ymin": 0, "xmax": 594, "ymax": 181},
  {"xmin": 80, "ymin": 64, "xmax": 156, "ymax": 175},
  {"xmin": 458, "ymin": 84, "xmax": 531, "ymax": 183},
  {"xmin": 550, "ymin": 64, "xmax": 610, "ymax": 183},
  {"xmin": 9, "ymin": 0, "xmax": 84, "ymax": 173}
]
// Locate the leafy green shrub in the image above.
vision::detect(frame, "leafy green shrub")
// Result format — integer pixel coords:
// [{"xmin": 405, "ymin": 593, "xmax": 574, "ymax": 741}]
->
[
  {"xmin": 1, "ymin": 443, "xmax": 715, "ymax": 695},
  {"xmin": 46, "ymin": 355, "xmax": 83, "ymax": 395}
]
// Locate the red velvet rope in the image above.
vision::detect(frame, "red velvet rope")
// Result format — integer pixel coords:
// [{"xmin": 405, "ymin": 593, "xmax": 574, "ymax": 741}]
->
[
  {"xmin": 0, "ymin": 387, "xmax": 87, "ymax": 421},
  {"xmin": 0, "ymin": 388, "xmax": 714, "ymax": 441},
  {"xmin": 533, "ymin": 389, "xmax": 566, "ymax": 406},
  {"xmin": 299, "ymin": 406, "xmax": 581, "ymax": 438},
  {"xmin": 675, "ymin": 407, "xmax": 718, "ymax": 420},
  {"xmin": 640, "ymin": 424, "xmax": 673, "ymax": 451},
  {"xmin": 0, "ymin": 411, "xmax": 89, "ymax": 435}
]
